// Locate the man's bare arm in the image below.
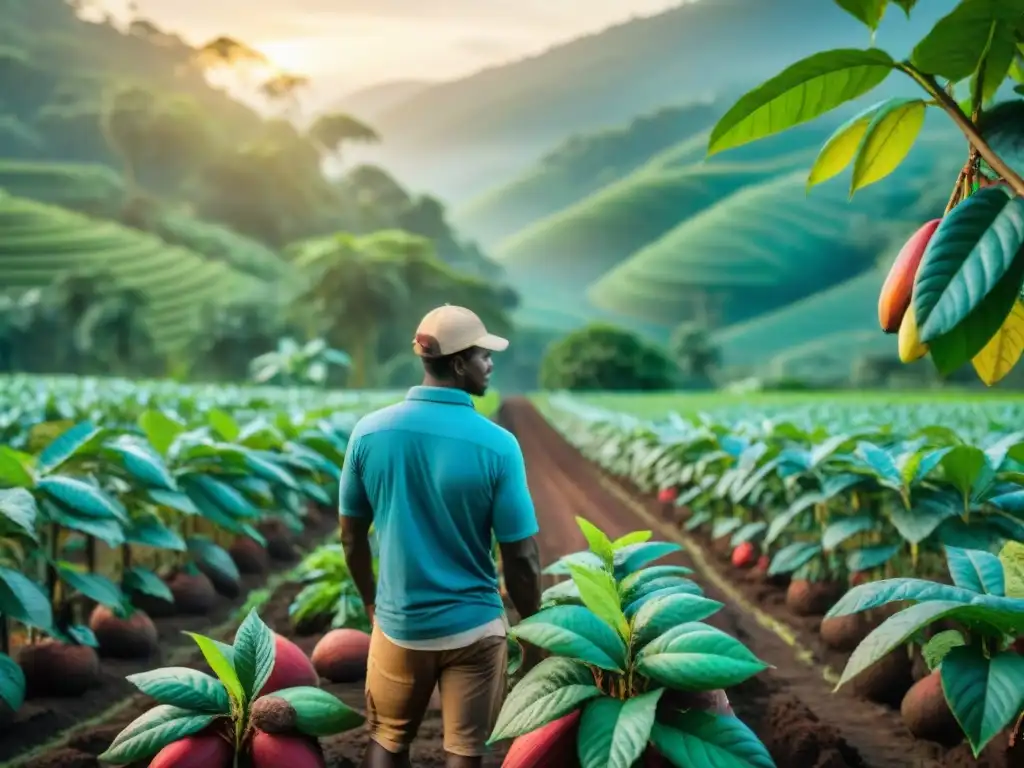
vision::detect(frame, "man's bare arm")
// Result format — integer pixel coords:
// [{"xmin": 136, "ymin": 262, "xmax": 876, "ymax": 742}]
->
[
  {"xmin": 341, "ymin": 516, "xmax": 376, "ymax": 621},
  {"xmin": 499, "ymin": 536, "xmax": 541, "ymax": 621}
]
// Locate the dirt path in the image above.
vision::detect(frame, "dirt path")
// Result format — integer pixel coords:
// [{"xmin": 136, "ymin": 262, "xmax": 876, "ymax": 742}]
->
[{"xmin": 499, "ymin": 397, "xmax": 984, "ymax": 768}]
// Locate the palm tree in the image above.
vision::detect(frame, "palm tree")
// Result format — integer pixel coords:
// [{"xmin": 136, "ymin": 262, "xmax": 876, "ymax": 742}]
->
[{"xmin": 259, "ymin": 72, "xmax": 310, "ymax": 118}]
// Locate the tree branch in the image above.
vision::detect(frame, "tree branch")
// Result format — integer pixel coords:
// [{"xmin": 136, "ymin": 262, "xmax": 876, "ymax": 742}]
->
[{"xmin": 899, "ymin": 62, "xmax": 1024, "ymax": 197}]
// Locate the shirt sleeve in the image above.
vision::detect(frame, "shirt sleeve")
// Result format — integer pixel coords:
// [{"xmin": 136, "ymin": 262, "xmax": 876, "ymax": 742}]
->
[
  {"xmin": 339, "ymin": 433, "xmax": 373, "ymax": 519},
  {"xmin": 492, "ymin": 441, "xmax": 539, "ymax": 543}
]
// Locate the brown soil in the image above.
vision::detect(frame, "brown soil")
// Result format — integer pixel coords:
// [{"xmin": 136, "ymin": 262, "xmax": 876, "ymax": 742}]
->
[{"xmin": 11, "ymin": 398, "xmax": 1022, "ymax": 767}]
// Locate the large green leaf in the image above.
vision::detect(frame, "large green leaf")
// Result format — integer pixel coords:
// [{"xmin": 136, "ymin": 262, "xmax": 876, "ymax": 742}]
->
[
  {"xmin": 187, "ymin": 537, "xmax": 240, "ymax": 588},
  {"xmin": 826, "ymin": 578, "xmax": 977, "ymax": 618},
  {"xmin": 1001, "ymin": 541, "xmax": 1024, "ymax": 597},
  {"xmin": 147, "ymin": 489, "xmax": 198, "ymax": 516},
  {"xmin": 941, "ymin": 646, "xmax": 1024, "ymax": 756},
  {"xmin": 631, "ymin": 593, "xmax": 724, "ymax": 650},
  {"xmin": 0, "ymin": 488, "xmax": 38, "ymax": 541},
  {"xmin": 123, "ymin": 567, "xmax": 173, "ymax": 603},
  {"xmin": 636, "ymin": 623, "xmax": 768, "ymax": 691},
  {"xmin": 57, "ymin": 565, "xmax": 124, "ymax": 609},
  {"xmin": 97, "ymin": 705, "xmax": 216, "ymax": 764},
  {"xmin": 614, "ymin": 542, "xmax": 682, "ymax": 576},
  {"xmin": 768, "ymin": 542, "xmax": 822, "ymax": 576},
  {"xmin": 0, "ymin": 447, "xmax": 34, "ymax": 488},
  {"xmin": 577, "ymin": 690, "xmax": 662, "ymax": 768},
  {"xmin": 651, "ymin": 709, "xmax": 776, "ymax": 768},
  {"xmin": 846, "ymin": 544, "xmax": 902, "ymax": 572},
  {"xmin": 822, "ymin": 515, "xmax": 875, "ymax": 550},
  {"xmin": 0, "ymin": 566, "xmax": 53, "ymax": 631},
  {"xmin": 850, "ymin": 98, "xmax": 927, "ymax": 193},
  {"xmin": 892, "ymin": 0, "xmax": 917, "ymax": 16},
  {"xmin": 510, "ymin": 605, "xmax": 628, "ymax": 671},
  {"xmin": 890, "ymin": 500, "xmax": 959, "ymax": 544},
  {"xmin": 973, "ymin": 22, "xmax": 1019, "ymax": 104},
  {"xmin": 0, "ymin": 653, "xmax": 25, "ymax": 713},
  {"xmin": 834, "ymin": 0, "xmax": 888, "ymax": 30},
  {"xmin": 708, "ymin": 48, "xmax": 894, "ymax": 155},
  {"xmin": 103, "ymin": 439, "xmax": 176, "ymax": 491},
  {"xmin": 576, "ymin": 517, "xmax": 614, "ymax": 569},
  {"xmin": 138, "ymin": 410, "xmax": 186, "ymax": 456},
  {"xmin": 980, "ymin": 100, "xmax": 1024, "ymax": 176},
  {"xmin": 568, "ymin": 564, "xmax": 629, "ymax": 638},
  {"xmin": 186, "ymin": 631, "xmax": 244, "ymax": 705},
  {"xmin": 837, "ymin": 599, "xmax": 1024, "ymax": 688},
  {"xmin": 912, "ymin": 1, "xmax": 1021, "ymax": 81},
  {"xmin": 37, "ymin": 422, "xmax": 101, "ymax": 475},
  {"xmin": 619, "ymin": 565, "xmax": 694, "ymax": 601},
  {"xmin": 913, "ymin": 187, "xmax": 1024, "ymax": 341},
  {"xmin": 233, "ymin": 608, "xmax": 276, "ymax": 701},
  {"xmin": 488, "ymin": 657, "xmax": 601, "ymax": 742},
  {"xmin": 269, "ymin": 686, "xmax": 365, "ymax": 735},
  {"xmin": 945, "ymin": 546, "xmax": 1005, "ymax": 596},
  {"xmin": 125, "ymin": 667, "xmax": 230, "ymax": 714},
  {"xmin": 186, "ymin": 474, "xmax": 259, "ymax": 520},
  {"xmin": 45, "ymin": 502, "xmax": 124, "ymax": 547},
  {"xmin": 125, "ymin": 518, "xmax": 185, "ymax": 551},
  {"xmin": 37, "ymin": 476, "xmax": 128, "ymax": 524}
]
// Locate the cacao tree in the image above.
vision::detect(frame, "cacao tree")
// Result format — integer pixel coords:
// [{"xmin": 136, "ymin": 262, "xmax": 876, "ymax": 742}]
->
[{"xmin": 708, "ymin": 0, "xmax": 1024, "ymax": 385}]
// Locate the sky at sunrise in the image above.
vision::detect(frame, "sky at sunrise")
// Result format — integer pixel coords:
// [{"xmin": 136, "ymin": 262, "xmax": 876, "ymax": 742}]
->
[{"xmin": 101, "ymin": 0, "xmax": 686, "ymax": 105}]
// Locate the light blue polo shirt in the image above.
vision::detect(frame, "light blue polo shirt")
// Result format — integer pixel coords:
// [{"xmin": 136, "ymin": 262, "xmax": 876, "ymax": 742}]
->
[{"xmin": 339, "ymin": 386, "xmax": 538, "ymax": 642}]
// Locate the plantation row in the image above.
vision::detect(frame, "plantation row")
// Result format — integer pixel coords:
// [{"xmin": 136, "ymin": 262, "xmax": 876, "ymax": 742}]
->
[
  {"xmin": 539, "ymin": 394, "xmax": 1024, "ymax": 761},
  {"xmin": 0, "ymin": 375, "xmax": 397, "ymax": 732}
]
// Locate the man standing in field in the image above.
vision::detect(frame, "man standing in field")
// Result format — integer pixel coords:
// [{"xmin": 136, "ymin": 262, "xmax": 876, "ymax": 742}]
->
[{"xmin": 339, "ymin": 305, "xmax": 543, "ymax": 768}]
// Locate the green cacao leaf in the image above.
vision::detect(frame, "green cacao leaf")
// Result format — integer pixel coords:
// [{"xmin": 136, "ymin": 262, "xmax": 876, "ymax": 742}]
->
[
  {"xmin": 618, "ymin": 566, "xmax": 693, "ymax": 600},
  {"xmin": 38, "ymin": 476, "xmax": 128, "ymax": 523},
  {"xmin": 892, "ymin": 0, "xmax": 916, "ymax": 16},
  {"xmin": 567, "ymin": 564, "xmax": 628, "ymax": 638},
  {"xmin": 233, "ymin": 608, "xmax": 275, "ymax": 701},
  {"xmin": 945, "ymin": 546, "xmax": 1006, "ymax": 596},
  {"xmin": 208, "ymin": 409, "xmax": 240, "ymax": 442},
  {"xmin": 768, "ymin": 542, "xmax": 822, "ymax": 576},
  {"xmin": 577, "ymin": 690, "xmax": 662, "ymax": 768},
  {"xmin": 973, "ymin": 22, "xmax": 1019, "ymax": 104},
  {"xmin": 613, "ymin": 541, "xmax": 682, "ymax": 576},
  {"xmin": 0, "ymin": 565, "xmax": 53, "ymax": 631},
  {"xmin": 37, "ymin": 421, "xmax": 101, "ymax": 475},
  {"xmin": 890, "ymin": 501, "xmax": 959, "ymax": 545},
  {"xmin": 510, "ymin": 605, "xmax": 628, "ymax": 672},
  {"xmin": 651, "ymin": 709, "xmax": 775, "ymax": 768},
  {"xmin": 575, "ymin": 517, "xmax": 614, "ymax": 569},
  {"xmin": 57, "ymin": 565, "xmax": 124, "ymax": 609},
  {"xmin": 636, "ymin": 623, "xmax": 768, "ymax": 690},
  {"xmin": 126, "ymin": 667, "xmax": 230, "ymax": 713},
  {"xmin": 912, "ymin": 1, "xmax": 1020, "ymax": 81},
  {"xmin": 125, "ymin": 518, "xmax": 185, "ymax": 552},
  {"xmin": 0, "ymin": 447, "xmax": 34, "ymax": 488},
  {"xmin": 610, "ymin": 530, "xmax": 652, "ymax": 549},
  {"xmin": 980, "ymin": 98, "xmax": 1024, "ymax": 176},
  {"xmin": 708, "ymin": 48, "xmax": 894, "ymax": 155},
  {"xmin": 1001, "ymin": 540, "xmax": 1024, "ymax": 597},
  {"xmin": 826, "ymin": 579, "xmax": 977, "ymax": 618},
  {"xmin": 488, "ymin": 657, "xmax": 601, "ymax": 742},
  {"xmin": 0, "ymin": 653, "xmax": 25, "ymax": 713},
  {"xmin": 846, "ymin": 544, "xmax": 902, "ymax": 572},
  {"xmin": 922, "ymin": 629, "xmax": 966, "ymax": 671},
  {"xmin": 0, "ymin": 488, "xmax": 39, "ymax": 542},
  {"xmin": 147, "ymin": 489, "xmax": 199, "ymax": 516},
  {"xmin": 123, "ymin": 567, "xmax": 173, "ymax": 603},
  {"xmin": 941, "ymin": 646, "xmax": 1024, "ymax": 756},
  {"xmin": 271, "ymin": 686, "xmax": 365, "ymax": 735},
  {"xmin": 187, "ymin": 537, "xmax": 240, "ymax": 587},
  {"xmin": 543, "ymin": 551, "xmax": 605, "ymax": 576},
  {"xmin": 98, "ymin": 705, "xmax": 216, "ymax": 764},
  {"xmin": 138, "ymin": 410, "xmax": 186, "ymax": 456},
  {"xmin": 186, "ymin": 631, "xmax": 244, "ymax": 705},
  {"xmin": 850, "ymin": 98, "xmax": 927, "ymax": 193},
  {"xmin": 45, "ymin": 505, "xmax": 124, "ymax": 547},
  {"xmin": 834, "ymin": 0, "xmax": 887, "ymax": 30},
  {"xmin": 822, "ymin": 515, "xmax": 875, "ymax": 551},
  {"xmin": 103, "ymin": 439, "xmax": 176, "ymax": 491},
  {"xmin": 631, "ymin": 593, "xmax": 724, "ymax": 651}
]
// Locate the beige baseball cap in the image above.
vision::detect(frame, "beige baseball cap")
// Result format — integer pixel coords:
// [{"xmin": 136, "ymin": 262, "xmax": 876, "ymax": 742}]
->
[{"xmin": 412, "ymin": 305, "xmax": 509, "ymax": 358}]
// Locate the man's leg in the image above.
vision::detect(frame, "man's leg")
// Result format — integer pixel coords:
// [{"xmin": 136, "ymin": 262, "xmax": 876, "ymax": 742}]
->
[
  {"xmin": 438, "ymin": 635, "xmax": 508, "ymax": 768},
  {"xmin": 361, "ymin": 626, "xmax": 438, "ymax": 768}
]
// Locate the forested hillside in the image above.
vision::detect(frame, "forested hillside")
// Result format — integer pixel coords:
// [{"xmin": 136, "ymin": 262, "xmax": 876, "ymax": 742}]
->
[
  {"xmin": 0, "ymin": 0, "xmax": 520, "ymax": 387},
  {"xmin": 355, "ymin": 0, "xmax": 955, "ymax": 200}
]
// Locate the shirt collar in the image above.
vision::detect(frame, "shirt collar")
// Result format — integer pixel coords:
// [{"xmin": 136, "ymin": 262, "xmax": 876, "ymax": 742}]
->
[{"xmin": 406, "ymin": 385, "xmax": 474, "ymax": 407}]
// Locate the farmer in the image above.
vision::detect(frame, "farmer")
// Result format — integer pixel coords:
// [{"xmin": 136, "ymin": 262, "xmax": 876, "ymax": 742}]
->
[{"xmin": 339, "ymin": 304, "xmax": 542, "ymax": 768}]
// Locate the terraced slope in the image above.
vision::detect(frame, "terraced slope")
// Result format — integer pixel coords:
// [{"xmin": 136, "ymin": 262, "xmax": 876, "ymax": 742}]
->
[{"xmin": 0, "ymin": 192, "xmax": 264, "ymax": 349}]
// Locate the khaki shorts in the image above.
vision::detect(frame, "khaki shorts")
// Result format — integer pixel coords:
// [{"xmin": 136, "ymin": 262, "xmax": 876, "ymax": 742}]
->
[{"xmin": 365, "ymin": 624, "xmax": 508, "ymax": 756}]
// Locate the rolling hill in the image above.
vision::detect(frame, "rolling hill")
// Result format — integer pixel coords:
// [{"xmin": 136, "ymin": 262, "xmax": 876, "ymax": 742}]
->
[{"xmin": 354, "ymin": 0, "xmax": 956, "ymax": 201}]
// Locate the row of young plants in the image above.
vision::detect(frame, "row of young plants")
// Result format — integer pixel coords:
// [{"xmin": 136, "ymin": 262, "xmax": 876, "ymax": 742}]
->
[
  {"xmin": 539, "ymin": 395, "xmax": 1024, "ymax": 758},
  {"xmin": 0, "ymin": 374, "xmax": 391, "ymax": 726},
  {"xmin": 492, "ymin": 516, "xmax": 776, "ymax": 768}
]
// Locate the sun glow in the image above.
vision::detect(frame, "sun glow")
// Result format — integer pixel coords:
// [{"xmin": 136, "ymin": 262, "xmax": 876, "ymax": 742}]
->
[{"xmin": 251, "ymin": 38, "xmax": 323, "ymax": 76}]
